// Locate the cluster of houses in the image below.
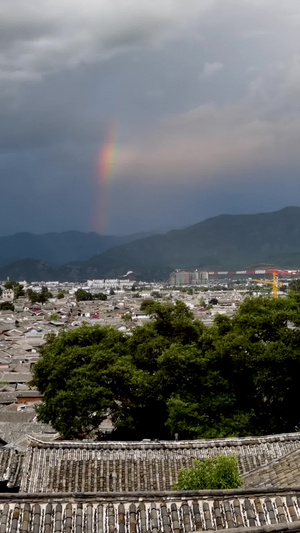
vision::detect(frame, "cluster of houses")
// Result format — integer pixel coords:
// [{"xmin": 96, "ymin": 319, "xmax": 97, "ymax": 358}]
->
[
  {"xmin": 0, "ymin": 279, "xmax": 250, "ymax": 448},
  {"xmin": 0, "ymin": 280, "xmax": 300, "ymax": 532}
]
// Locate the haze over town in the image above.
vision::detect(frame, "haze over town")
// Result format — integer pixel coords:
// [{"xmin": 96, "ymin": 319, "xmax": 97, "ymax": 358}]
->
[{"xmin": 2, "ymin": 0, "xmax": 300, "ymax": 236}]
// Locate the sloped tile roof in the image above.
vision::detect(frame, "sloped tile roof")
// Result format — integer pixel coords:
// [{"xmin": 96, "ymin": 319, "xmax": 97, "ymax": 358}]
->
[
  {"xmin": 21, "ymin": 433, "xmax": 300, "ymax": 493},
  {"xmin": 0, "ymin": 449, "xmax": 24, "ymax": 487},
  {"xmin": 244, "ymin": 448, "xmax": 300, "ymax": 488},
  {"xmin": 0, "ymin": 489, "xmax": 300, "ymax": 532}
]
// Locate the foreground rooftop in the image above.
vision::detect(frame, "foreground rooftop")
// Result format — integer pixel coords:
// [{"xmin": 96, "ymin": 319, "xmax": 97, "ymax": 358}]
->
[
  {"xmin": 1, "ymin": 433, "xmax": 300, "ymax": 532},
  {"xmin": 18, "ymin": 433, "xmax": 300, "ymax": 493},
  {"xmin": 0, "ymin": 487, "xmax": 300, "ymax": 533}
]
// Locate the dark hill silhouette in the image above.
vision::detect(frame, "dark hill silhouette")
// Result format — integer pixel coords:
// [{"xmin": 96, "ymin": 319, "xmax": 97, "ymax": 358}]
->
[
  {"xmin": 0, "ymin": 230, "xmax": 152, "ymax": 268},
  {"xmin": 1, "ymin": 207, "xmax": 300, "ymax": 281},
  {"xmin": 75, "ymin": 206, "xmax": 300, "ymax": 279}
]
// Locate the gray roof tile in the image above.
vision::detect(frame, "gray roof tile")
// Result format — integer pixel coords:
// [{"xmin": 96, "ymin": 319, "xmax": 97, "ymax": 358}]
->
[
  {"xmin": 21, "ymin": 433, "xmax": 300, "ymax": 493},
  {"xmin": 0, "ymin": 491, "xmax": 300, "ymax": 532}
]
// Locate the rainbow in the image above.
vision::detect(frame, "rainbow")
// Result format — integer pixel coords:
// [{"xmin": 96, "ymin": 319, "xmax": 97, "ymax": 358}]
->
[
  {"xmin": 93, "ymin": 123, "xmax": 117, "ymax": 234},
  {"xmin": 98, "ymin": 123, "xmax": 116, "ymax": 184}
]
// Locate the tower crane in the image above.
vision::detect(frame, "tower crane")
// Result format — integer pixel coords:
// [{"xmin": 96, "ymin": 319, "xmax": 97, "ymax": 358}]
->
[
  {"xmin": 252, "ymin": 272, "xmax": 282, "ymax": 299},
  {"xmin": 208, "ymin": 269, "xmax": 300, "ymax": 299}
]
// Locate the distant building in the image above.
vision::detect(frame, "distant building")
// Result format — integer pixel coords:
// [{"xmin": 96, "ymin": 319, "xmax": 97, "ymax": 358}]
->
[
  {"xmin": 169, "ymin": 269, "xmax": 209, "ymax": 286},
  {"xmin": 1, "ymin": 289, "xmax": 14, "ymax": 302},
  {"xmin": 86, "ymin": 279, "xmax": 135, "ymax": 291}
]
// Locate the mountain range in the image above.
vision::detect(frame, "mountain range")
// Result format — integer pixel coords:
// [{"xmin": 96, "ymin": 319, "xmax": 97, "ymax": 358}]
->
[
  {"xmin": 0, "ymin": 231, "xmax": 151, "ymax": 268},
  {"xmin": 1, "ymin": 206, "xmax": 300, "ymax": 282}
]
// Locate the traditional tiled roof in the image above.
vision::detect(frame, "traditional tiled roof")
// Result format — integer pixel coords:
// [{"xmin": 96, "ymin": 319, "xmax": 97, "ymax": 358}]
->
[
  {"xmin": 0, "ymin": 422, "xmax": 55, "ymax": 451},
  {"xmin": 0, "ymin": 449, "xmax": 24, "ymax": 488},
  {"xmin": 244, "ymin": 448, "xmax": 300, "ymax": 489},
  {"xmin": 0, "ymin": 372, "xmax": 32, "ymax": 383},
  {"xmin": 21, "ymin": 433, "xmax": 300, "ymax": 493},
  {"xmin": 0, "ymin": 488, "xmax": 300, "ymax": 532}
]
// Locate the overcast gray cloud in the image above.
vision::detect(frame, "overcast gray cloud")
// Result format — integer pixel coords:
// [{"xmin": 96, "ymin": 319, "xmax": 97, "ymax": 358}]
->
[
  {"xmin": 200, "ymin": 62, "xmax": 225, "ymax": 78},
  {"xmin": 0, "ymin": 0, "xmax": 212, "ymax": 82},
  {"xmin": 1, "ymin": 0, "xmax": 300, "ymax": 235}
]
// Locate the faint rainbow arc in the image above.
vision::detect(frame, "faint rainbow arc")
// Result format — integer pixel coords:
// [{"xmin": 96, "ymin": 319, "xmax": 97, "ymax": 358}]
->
[{"xmin": 94, "ymin": 123, "xmax": 117, "ymax": 234}]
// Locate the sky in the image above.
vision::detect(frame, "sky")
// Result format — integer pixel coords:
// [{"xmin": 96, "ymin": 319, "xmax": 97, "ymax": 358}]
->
[{"xmin": 1, "ymin": 0, "xmax": 300, "ymax": 236}]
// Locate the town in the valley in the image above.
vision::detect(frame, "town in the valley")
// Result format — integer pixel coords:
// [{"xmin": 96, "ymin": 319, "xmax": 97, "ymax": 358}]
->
[
  {"xmin": 0, "ymin": 269, "xmax": 299, "ymax": 532},
  {"xmin": 0, "ymin": 267, "xmax": 288, "ymax": 441}
]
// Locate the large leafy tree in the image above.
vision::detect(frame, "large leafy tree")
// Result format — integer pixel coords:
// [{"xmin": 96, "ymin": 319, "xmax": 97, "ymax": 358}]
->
[
  {"xmin": 32, "ymin": 296, "xmax": 300, "ymax": 440},
  {"xmin": 32, "ymin": 326, "xmax": 128, "ymax": 438}
]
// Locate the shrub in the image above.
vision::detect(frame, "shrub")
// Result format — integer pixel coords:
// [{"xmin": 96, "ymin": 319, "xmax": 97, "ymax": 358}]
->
[
  {"xmin": 173, "ymin": 454, "xmax": 242, "ymax": 490},
  {"xmin": 0, "ymin": 301, "xmax": 14, "ymax": 311}
]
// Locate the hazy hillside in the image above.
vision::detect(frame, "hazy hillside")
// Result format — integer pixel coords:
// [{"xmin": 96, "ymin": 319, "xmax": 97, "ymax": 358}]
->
[
  {"xmin": 77, "ymin": 206, "xmax": 300, "ymax": 280},
  {"xmin": 0, "ymin": 259, "xmax": 61, "ymax": 282},
  {"xmin": 2, "ymin": 207, "xmax": 300, "ymax": 281},
  {"xmin": 0, "ymin": 231, "xmax": 150, "ymax": 268}
]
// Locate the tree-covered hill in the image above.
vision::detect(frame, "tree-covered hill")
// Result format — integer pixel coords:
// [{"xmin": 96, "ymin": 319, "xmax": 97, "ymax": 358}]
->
[
  {"xmin": 0, "ymin": 230, "xmax": 150, "ymax": 268},
  {"xmin": 3, "ymin": 206, "xmax": 300, "ymax": 280},
  {"xmin": 80, "ymin": 206, "xmax": 300, "ymax": 279}
]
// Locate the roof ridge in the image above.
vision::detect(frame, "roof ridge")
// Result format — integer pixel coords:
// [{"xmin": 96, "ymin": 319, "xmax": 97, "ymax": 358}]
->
[
  {"xmin": 26, "ymin": 432, "xmax": 300, "ymax": 449},
  {"xmin": 1, "ymin": 486, "xmax": 300, "ymax": 499}
]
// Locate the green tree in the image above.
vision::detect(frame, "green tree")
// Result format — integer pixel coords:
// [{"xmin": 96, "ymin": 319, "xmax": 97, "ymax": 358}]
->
[
  {"xmin": 49, "ymin": 313, "xmax": 60, "ymax": 321},
  {"xmin": 95, "ymin": 293, "xmax": 107, "ymax": 301},
  {"xmin": 140, "ymin": 298, "xmax": 155, "ymax": 313},
  {"xmin": 30, "ymin": 296, "xmax": 300, "ymax": 441},
  {"xmin": 14, "ymin": 283, "xmax": 25, "ymax": 298},
  {"xmin": 31, "ymin": 326, "xmax": 129, "ymax": 439},
  {"xmin": 27, "ymin": 288, "xmax": 52, "ymax": 303},
  {"xmin": 199, "ymin": 297, "xmax": 206, "ymax": 308},
  {"xmin": 151, "ymin": 291, "xmax": 161, "ymax": 298},
  {"xmin": 31, "ymin": 302, "xmax": 202, "ymax": 440},
  {"xmin": 173, "ymin": 455, "xmax": 242, "ymax": 490},
  {"xmin": 289, "ymin": 279, "xmax": 300, "ymax": 293},
  {"xmin": 122, "ymin": 313, "xmax": 132, "ymax": 322},
  {"xmin": 75, "ymin": 289, "xmax": 92, "ymax": 302},
  {"xmin": 215, "ymin": 295, "xmax": 300, "ymax": 436},
  {"xmin": 57, "ymin": 291, "xmax": 65, "ymax": 299},
  {"xmin": 4, "ymin": 281, "xmax": 14, "ymax": 290},
  {"xmin": 0, "ymin": 301, "xmax": 14, "ymax": 311}
]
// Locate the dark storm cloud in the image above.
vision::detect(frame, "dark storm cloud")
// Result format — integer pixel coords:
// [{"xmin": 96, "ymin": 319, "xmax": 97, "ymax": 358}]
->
[{"xmin": 1, "ymin": 0, "xmax": 300, "ymax": 235}]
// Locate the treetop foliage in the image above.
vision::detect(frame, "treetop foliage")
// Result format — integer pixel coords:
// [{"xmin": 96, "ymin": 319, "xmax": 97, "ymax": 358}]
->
[
  {"xmin": 76, "ymin": 289, "xmax": 107, "ymax": 302},
  {"xmin": 57, "ymin": 290, "xmax": 65, "ymax": 299},
  {"xmin": 27, "ymin": 286, "xmax": 52, "ymax": 303},
  {"xmin": 32, "ymin": 295, "xmax": 300, "ymax": 440},
  {"xmin": 0, "ymin": 301, "xmax": 14, "ymax": 311},
  {"xmin": 173, "ymin": 454, "xmax": 242, "ymax": 491}
]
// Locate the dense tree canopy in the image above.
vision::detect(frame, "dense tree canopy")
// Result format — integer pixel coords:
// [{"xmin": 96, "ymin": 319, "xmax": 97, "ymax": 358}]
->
[
  {"xmin": 27, "ymin": 286, "xmax": 52, "ymax": 303},
  {"xmin": 57, "ymin": 291, "xmax": 66, "ymax": 299},
  {"xmin": 32, "ymin": 295, "xmax": 300, "ymax": 440},
  {"xmin": 0, "ymin": 301, "xmax": 14, "ymax": 311},
  {"xmin": 76, "ymin": 289, "xmax": 107, "ymax": 302},
  {"xmin": 289, "ymin": 279, "xmax": 300, "ymax": 294}
]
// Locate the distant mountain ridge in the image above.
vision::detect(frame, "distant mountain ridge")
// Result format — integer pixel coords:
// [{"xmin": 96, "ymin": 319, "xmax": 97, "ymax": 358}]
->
[
  {"xmin": 0, "ymin": 230, "xmax": 152, "ymax": 268},
  {"xmin": 2, "ymin": 207, "xmax": 300, "ymax": 281}
]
